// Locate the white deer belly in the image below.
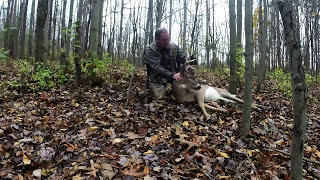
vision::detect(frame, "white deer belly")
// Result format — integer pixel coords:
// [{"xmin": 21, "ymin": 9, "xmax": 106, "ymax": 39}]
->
[{"xmin": 204, "ymin": 87, "xmax": 222, "ymax": 102}]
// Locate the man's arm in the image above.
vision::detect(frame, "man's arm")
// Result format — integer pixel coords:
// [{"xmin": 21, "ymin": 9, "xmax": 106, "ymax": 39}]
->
[{"xmin": 145, "ymin": 47, "xmax": 174, "ymax": 79}]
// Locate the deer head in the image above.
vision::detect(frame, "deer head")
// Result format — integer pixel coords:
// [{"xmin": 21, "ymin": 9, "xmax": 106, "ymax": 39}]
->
[{"xmin": 179, "ymin": 64, "xmax": 201, "ymax": 90}]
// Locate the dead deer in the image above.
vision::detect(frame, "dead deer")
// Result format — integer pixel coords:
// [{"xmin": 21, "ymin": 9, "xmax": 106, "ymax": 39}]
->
[{"xmin": 172, "ymin": 64, "xmax": 262, "ymax": 119}]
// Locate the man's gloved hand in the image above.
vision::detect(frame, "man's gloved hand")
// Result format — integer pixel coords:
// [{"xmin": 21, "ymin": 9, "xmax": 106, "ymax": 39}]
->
[{"xmin": 173, "ymin": 72, "xmax": 183, "ymax": 82}]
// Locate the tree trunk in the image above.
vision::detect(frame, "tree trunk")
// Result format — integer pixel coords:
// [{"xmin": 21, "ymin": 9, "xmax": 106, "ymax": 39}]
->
[
  {"xmin": 189, "ymin": 0, "xmax": 200, "ymax": 55},
  {"xmin": 74, "ymin": 0, "xmax": 84, "ymax": 86},
  {"xmin": 89, "ymin": 0, "xmax": 100, "ymax": 55},
  {"xmin": 169, "ymin": 0, "xmax": 172, "ymax": 39},
  {"xmin": 182, "ymin": 0, "xmax": 187, "ymax": 51},
  {"xmin": 34, "ymin": 0, "xmax": 49, "ymax": 65},
  {"xmin": 19, "ymin": 0, "xmax": 28, "ymax": 59},
  {"xmin": 51, "ymin": 0, "xmax": 57, "ymax": 61},
  {"xmin": 156, "ymin": 0, "xmax": 163, "ymax": 28},
  {"xmin": 60, "ymin": 0, "xmax": 67, "ymax": 65},
  {"xmin": 4, "ymin": 0, "xmax": 11, "ymax": 51},
  {"xmin": 237, "ymin": 0, "xmax": 242, "ymax": 47},
  {"xmin": 257, "ymin": 0, "xmax": 267, "ymax": 93},
  {"xmin": 10, "ymin": 0, "xmax": 18, "ymax": 58},
  {"xmin": 117, "ymin": 0, "xmax": 124, "ymax": 60},
  {"xmin": 149, "ymin": 0, "xmax": 154, "ymax": 44},
  {"xmin": 66, "ymin": 0, "xmax": 74, "ymax": 58},
  {"xmin": 144, "ymin": 0, "xmax": 152, "ymax": 48},
  {"xmin": 276, "ymin": 6, "xmax": 281, "ymax": 69},
  {"xmin": 278, "ymin": 1, "xmax": 308, "ymax": 179},
  {"xmin": 205, "ymin": 0, "xmax": 210, "ymax": 70},
  {"xmin": 81, "ymin": 0, "xmax": 89, "ymax": 56},
  {"xmin": 97, "ymin": 0, "xmax": 104, "ymax": 59},
  {"xmin": 239, "ymin": 0, "xmax": 253, "ymax": 138},
  {"xmin": 211, "ymin": 0, "xmax": 216, "ymax": 70},
  {"xmin": 229, "ymin": 0, "xmax": 237, "ymax": 94},
  {"xmin": 47, "ymin": 0, "xmax": 52, "ymax": 59}
]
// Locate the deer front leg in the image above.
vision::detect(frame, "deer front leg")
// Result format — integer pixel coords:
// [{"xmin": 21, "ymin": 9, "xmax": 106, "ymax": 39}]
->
[{"xmin": 198, "ymin": 102, "xmax": 210, "ymax": 119}]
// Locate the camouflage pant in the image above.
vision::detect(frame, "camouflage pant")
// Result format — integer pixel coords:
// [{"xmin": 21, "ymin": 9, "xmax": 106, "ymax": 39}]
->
[{"xmin": 147, "ymin": 82, "xmax": 166, "ymax": 99}]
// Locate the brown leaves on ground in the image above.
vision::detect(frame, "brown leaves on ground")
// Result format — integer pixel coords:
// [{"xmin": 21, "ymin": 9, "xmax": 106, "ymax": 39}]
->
[{"xmin": 0, "ymin": 65, "xmax": 320, "ymax": 179}]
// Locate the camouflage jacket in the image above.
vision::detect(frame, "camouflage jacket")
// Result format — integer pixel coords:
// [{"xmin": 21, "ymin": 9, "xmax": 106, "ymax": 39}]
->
[{"xmin": 144, "ymin": 41, "xmax": 186, "ymax": 84}]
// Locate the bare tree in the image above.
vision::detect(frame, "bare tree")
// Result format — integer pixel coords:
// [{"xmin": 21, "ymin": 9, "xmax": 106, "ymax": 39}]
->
[
  {"xmin": 10, "ymin": 0, "xmax": 18, "ymax": 58},
  {"xmin": 60, "ymin": 0, "xmax": 67, "ymax": 65},
  {"xmin": 229, "ymin": 0, "xmax": 237, "ymax": 94},
  {"xmin": 156, "ymin": 0, "xmax": 164, "ymax": 28},
  {"xmin": 88, "ymin": 0, "xmax": 100, "ymax": 55},
  {"xmin": 35, "ymin": 0, "xmax": 49, "ymax": 65},
  {"xmin": 189, "ymin": 0, "xmax": 200, "ymax": 56},
  {"xmin": 237, "ymin": 0, "xmax": 242, "ymax": 47},
  {"xmin": 182, "ymin": 0, "xmax": 187, "ymax": 51},
  {"xmin": 257, "ymin": 0, "xmax": 267, "ymax": 93},
  {"xmin": 19, "ymin": 0, "xmax": 29, "ymax": 59},
  {"xmin": 74, "ymin": 0, "xmax": 84, "ymax": 86},
  {"xmin": 239, "ymin": 0, "xmax": 253, "ymax": 138},
  {"xmin": 66, "ymin": 0, "xmax": 74, "ymax": 57},
  {"xmin": 149, "ymin": 0, "xmax": 154, "ymax": 44},
  {"xmin": 51, "ymin": 0, "xmax": 58, "ymax": 60},
  {"xmin": 205, "ymin": 0, "xmax": 210, "ymax": 70},
  {"xmin": 117, "ymin": 0, "xmax": 124, "ymax": 60},
  {"xmin": 169, "ymin": 0, "xmax": 173, "ymax": 38},
  {"xmin": 278, "ymin": 1, "xmax": 308, "ymax": 179},
  {"xmin": 97, "ymin": 0, "xmax": 104, "ymax": 58}
]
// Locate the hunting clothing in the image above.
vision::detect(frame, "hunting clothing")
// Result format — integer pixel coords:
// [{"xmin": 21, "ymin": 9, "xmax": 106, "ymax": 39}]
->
[{"xmin": 144, "ymin": 41, "xmax": 186, "ymax": 98}]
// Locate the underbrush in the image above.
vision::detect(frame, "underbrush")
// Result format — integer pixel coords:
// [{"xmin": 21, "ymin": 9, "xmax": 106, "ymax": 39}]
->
[
  {"xmin": 268, "ymin": 68, "xmax": 318, "ymax": 97},
  {"xmin": 0, "ymin": 54, "xmax": 135, "ymax": 95}
]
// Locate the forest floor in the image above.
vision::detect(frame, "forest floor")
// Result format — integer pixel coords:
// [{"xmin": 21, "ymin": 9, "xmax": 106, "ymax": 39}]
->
[{"xmin": 0, "ymin": 63, "xmax": 320, "ymax": 180}]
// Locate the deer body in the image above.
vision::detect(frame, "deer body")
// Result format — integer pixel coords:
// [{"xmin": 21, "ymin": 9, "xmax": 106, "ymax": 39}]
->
[{"xmin": 172, "ymin": 65, "xmax": 262, "ymax": 119}]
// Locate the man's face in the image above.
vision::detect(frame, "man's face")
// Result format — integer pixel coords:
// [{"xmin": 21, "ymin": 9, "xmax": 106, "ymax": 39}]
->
[{"xmin": 157, "ymin": 32, "xmax": 170, "ymax": 49}]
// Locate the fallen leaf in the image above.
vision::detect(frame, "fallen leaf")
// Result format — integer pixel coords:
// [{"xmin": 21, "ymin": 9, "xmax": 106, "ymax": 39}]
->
[
  {"xmin": 112, "ymin": 138, "xmax": 123, "ymax": 144},
  {"xmin": 315, "ymin": 150, "xmax": 320, "ymax": 158},
  {"xmin": 126, "ymin": 132, "xmax": 142, "ymax": 139},
  {"xmin": 33, "ymin": 169, "xmax": 41, "ymax": 178},
  {"xmin": 143, "ymin": 150, "xmax": 153, "ymax": 155},
  {"xmin": 218, "ymin": 152, "xmax": 229, "ymax": 158},
  {"xmin": 23, "ymin": 153, "xmax": 31, "ymax": 165},
  {"xmin": 153, "ymin": 166, "xmax": 161, "ymax": 172}
]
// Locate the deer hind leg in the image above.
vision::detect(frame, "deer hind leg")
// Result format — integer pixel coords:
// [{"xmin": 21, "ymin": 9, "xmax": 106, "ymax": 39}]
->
[
  {"xmin": 204, "ymin": 103, "xmax": 227, "ymax": 112},
  {"xmin": 221, "ymin": 93, "xmax": 243, "ymax": 103},
  {"xmin": 222, "ymin": 93, "xmax": 262, "ymax": 112}
]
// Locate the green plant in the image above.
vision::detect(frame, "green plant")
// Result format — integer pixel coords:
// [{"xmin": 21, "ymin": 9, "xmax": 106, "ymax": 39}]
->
[
  {"xmin": 13, "ymin": 59, "xmax": 33, "ymax": 75},
  {"xmin": 7, "ymin": 80, "xmax": 22, "ymax": 89},
  {"xmin": 270, "ymin": 68, "xmax": 292, "ymax": 97},
  {"xmin": 32, "ymin": 62, "xmax": 55, "ymax": 90},
  {"xmin": 119, "ymin": 59, "xmax": 135, "ymax": 78},
  {"xmin": 81, "ymin": 55, "xmax": 112, "ymax": 77},
  {"xmin": 236, "ymin": 46, "xmax": 245, "ymax": 80}
]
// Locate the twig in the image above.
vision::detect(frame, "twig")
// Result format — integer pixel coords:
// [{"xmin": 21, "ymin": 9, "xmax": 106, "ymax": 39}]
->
[
  {"xmin": 124, "ymin": 68, "xmax": 136, "ymax": 108},
  {"xmin": 190, "ymin": 160, "xmax": 214, "ymax": 180},
  {"xmin": 266, "ymin": 146, "xmax": 320, "ymax": 166}
]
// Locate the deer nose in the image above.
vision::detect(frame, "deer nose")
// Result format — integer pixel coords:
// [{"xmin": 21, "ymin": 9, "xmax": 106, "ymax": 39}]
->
[{"xmin": 195, "ymin": 84, "xmax": 201, "ymax": 90}]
